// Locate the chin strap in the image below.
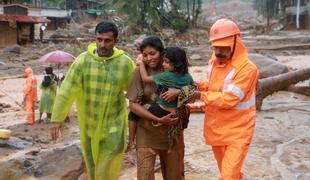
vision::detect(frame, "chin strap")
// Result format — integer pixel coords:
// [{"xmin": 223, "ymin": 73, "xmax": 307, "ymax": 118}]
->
[{"xmin": 229, "ymin": 35, "xmax": 237, "ymax": 60}]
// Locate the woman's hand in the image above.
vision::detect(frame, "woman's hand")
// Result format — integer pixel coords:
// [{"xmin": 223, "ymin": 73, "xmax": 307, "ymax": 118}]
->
[
  {"xmin": 134, "ymin": 96, "xmax": 143, "ymax": 105},
  {"xmin": 157, "ymin": 113, "xmax": 178, "ymax": 125},
  {"xmin": 135, "ymin": 58, "xmax": 143, "ymax": 66},
  {"xmin": 160, "ymin": 88, "xmax": 181, "ymax": 102}
]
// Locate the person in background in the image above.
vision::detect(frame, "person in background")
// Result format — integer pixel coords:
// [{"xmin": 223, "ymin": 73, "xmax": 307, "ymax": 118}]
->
[
  {"xmin": 133, "ymin": 35, "xmax": 145, "ymax": 63},
  {"xmin": 38, "ymin": 68, "xmax": 57, "ymax": 123},
  {"xmin": 39, "ymin": 24, "xmax": 46, "ymax": 42},
  {"xmin": 23, "ymin": 67, "xmax": 37, "ymax": 125},
  {"xmin": 45, "ymin": 66, "xmax": 58, "ymax": 83}
]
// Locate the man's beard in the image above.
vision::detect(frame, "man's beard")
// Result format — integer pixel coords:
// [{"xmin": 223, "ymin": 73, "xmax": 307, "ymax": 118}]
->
[
  {"xmin": 215, "ymin": 54, "xmax": 228, "ymax": 61},
  {"xmin": 97, "ymin": 48, "xmax": 110, "ymax": 56}
]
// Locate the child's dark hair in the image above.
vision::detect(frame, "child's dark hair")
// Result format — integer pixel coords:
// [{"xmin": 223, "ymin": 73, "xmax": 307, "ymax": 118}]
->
[
  {"xmin": 45, "ymin": 67, "xmax": 53, "ymax": 75},
  {"xmin": 42, "ymin": 75, "xmax": 52, "ymax": 88},
  {"xmin": 162, "ymin": 47, "xmax": 188, "ymax": 74},
  {"xmin": 139, "ymin": 36, "xmax": 164, "ymax": 53},
  {"xmin": 95, "ymin": 21, "xmax": 118, "ymax": 38}
]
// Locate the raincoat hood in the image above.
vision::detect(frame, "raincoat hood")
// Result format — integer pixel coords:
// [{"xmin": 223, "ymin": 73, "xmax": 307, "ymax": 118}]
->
[
  {"xmin": 87, "ymin": 43, "xmax": 124, "ymax": 61},
  {"xmin": 25, "ymin": 67, "xmax": 34, "ymax": 77},
  {"xmin": 210, "ymin": 35, "xmax": 248, "ymax": 68}
]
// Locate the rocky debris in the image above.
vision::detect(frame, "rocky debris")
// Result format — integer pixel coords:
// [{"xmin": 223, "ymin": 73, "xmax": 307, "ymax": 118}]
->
[
  {"xmin": 190, "ymin": 54, "xmax": 202, "ymax": 61},
  {"xmin": 244, "ymin": 31, "xmax": 310, "ymax": 49},
  {"xmin": 0, "ymin": 61, "xmax": 8, "ymax": 70},
  {"xmin": 3, "ymin": 44, "xmax": 21, "ymax": 54},
  {"xmin": 34, "ymin": 170, "xmax": 44, "ymax": 177},
  {"xmin": 202, "ymin": 1, "xmax": 265, "ymax": 34},
  {"xmin": 0, "ymin": 137, "xmax": 32, "ymax": 149},
  {"xmin": 35, "ymin": 143, "xmax": 84, "ymax": 179},
  {"xmin": 249, "ymin": 53, "xmax": 289, "ymax": 78},
  {"xmin": 0, "ymin": 103, "xmax": 11, "ymax": 108},
  {"xmin": 161, "ymin": 28, "xmax": 209, "ymax": 47},
  {"xmin": 50, "ymin": 29, "xmax": 81, "ymax": 39},
  {"xmin": 0, "ymin": 142, "xmax": 83, "ymax": 179}
]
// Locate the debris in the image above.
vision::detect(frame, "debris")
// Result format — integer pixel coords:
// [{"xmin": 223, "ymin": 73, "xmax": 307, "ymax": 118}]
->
[
  {"xmin": 3, "ymin": 44, "xmax": 21, "ymax": 54},
  {"xmin": 0, "ymin": 137, "xmax": 32, "ymax": 149},
  {"xmin": 0, "ymin": 129, "xmax": 11, "ymax": 139},
  {"xmin": 23, "ymin": 160, "xmax": 33, "ymax": 168},
  {"xmin": 249, "ymin": 53, "xmax": 289, "ymax": 78},
  {"xmin": 34, "ymin": 170, "xmax": 44, "ymax": 177},
  {"xmin": 256, "ymin": 68, "xmax": 310, "ymax": 110},
  {"xmin": 0, "ymin": 61, "xmax": 8, "ymax": 70},
  {"xmin": 190, "ymin": 54, "xmax": 202, "ymax": 61}
]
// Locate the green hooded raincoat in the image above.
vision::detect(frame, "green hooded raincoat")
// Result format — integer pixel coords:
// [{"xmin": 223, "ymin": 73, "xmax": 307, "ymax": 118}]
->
[{"xmin": 51, "ymin": 43, "xmax": 135, "ymax": 180}]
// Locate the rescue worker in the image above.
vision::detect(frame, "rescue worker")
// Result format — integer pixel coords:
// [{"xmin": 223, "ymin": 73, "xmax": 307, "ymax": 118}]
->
[
  {"xmin": 23, "ymin": 67, "xmax": 38, "ymax": 125},
  {"xmin": 191, "ymin": 18, "xmax": 259, "ymax": 180},
  {"xmin": 50, "ymin": 21, "xmax": 136, "ymax": 180}
]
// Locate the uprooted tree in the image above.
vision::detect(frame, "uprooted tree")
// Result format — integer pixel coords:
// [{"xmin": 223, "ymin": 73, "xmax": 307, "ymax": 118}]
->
[{"xmin": 256, "ymin": 68, "xmax": 310, "ymax": 110}]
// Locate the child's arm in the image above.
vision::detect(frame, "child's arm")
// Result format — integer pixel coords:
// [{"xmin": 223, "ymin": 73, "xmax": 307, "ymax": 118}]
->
[{"xmin": 139, "ymin": 62, "xmax": 154, "ymax": 83}]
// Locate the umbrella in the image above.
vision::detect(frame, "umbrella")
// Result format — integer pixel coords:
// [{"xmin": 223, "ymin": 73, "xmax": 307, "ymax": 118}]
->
[
  {"xmin": 39, "ymin": 50, "xmax": 75, "ymax": 63},
  {"xmin": 39, "ymin": 50, "xmax": 75, "ymax": 80}
]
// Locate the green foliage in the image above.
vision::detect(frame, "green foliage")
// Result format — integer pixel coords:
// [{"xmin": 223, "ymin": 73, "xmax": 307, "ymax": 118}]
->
[
  {"xmin": 108, "ymin": 0, "xmax": 202, "ymax": 32},
  {"xmin": 42, "ymin": 0, "xmax": 67, "ymax": 8},
  {"xmin": 254, "ymin": 0, "xmax": 286, "ymax": 18},
  {"xmin": 172, "ymin": 18, "xmax": 188, "ymax": 32}
]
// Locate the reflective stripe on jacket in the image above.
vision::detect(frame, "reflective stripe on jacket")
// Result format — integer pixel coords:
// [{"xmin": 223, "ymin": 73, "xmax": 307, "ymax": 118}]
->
[{"xmin": 199, "ymin": 36, "xmax": 259, "ymax": 145}]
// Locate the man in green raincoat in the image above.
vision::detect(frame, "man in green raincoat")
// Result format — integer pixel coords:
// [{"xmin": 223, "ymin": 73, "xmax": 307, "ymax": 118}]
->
[{"xmin": 51, "ymin": 21, "xmax": 135, "ymax": 180}]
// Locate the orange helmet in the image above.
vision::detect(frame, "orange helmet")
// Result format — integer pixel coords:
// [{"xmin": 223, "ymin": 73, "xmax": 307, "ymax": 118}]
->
[{"xmin": 209, "ymin": 18, "xmax": 240, "ymax": 42}]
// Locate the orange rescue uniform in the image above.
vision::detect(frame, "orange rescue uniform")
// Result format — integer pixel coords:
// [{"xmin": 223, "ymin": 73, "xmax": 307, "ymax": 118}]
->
[
  {"xmin": 198, "ymin": 35, "xmax": 259, "ymax": 180},
  {"xmin": 23, "ymin": 68, "xmax": 37, "ymax": 125}
]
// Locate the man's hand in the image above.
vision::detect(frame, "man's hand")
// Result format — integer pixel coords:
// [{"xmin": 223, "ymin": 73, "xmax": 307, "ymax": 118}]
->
[
  {"xmin": 194, "ymin": 91, "xmax": 201, "ymax": 100},
  {"xmin": 157, "ymin": 113, "xmax": 178, "ymax": 126},
  {"xmin": 188, "ymin": 91, "xmax": 201, "ymax": 103},
  {"xmin": 160, "ymin": 88, "xmax": 181, "ymax": 102},
  {"xmin": 50, "ymin": 123, "xmax": 63, "ymax": 142}
]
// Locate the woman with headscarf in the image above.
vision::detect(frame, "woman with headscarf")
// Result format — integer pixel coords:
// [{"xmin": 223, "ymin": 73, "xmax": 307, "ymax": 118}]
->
[{"xmin": 38, "ymin": 67, "xmax": 57, "ymax": 123}]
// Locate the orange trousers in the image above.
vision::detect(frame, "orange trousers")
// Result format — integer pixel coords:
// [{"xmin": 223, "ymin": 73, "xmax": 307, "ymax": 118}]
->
[
  {"xmin": 212, "ymin": 143, "xmax": 249, "ymax": 180},
  {"xmin": 25, "ymin": 100, "xmax": 35, "ymax": 125}
]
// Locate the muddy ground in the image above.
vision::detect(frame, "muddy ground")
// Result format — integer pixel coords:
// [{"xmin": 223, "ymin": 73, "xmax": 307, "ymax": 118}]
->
[
  {"xmin": 0, "ymin": 35, "xmax": 309, "ymax": 179},
  {"xmin": 0, "ymin": 1, "xmax": 310, "ymax": 179}
]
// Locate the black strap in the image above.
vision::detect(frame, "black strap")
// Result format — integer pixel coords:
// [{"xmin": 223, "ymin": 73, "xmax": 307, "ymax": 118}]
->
[{"xmin": 229, "ymin": 35, "xmax": 237, "ymax": 60}]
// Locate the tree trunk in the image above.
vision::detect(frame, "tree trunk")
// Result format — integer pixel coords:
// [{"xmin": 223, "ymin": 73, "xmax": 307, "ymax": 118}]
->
[
  {"xmin": 192, "ymin": 0, "xmax": 201, "ymax": 27},
  {"xmin": 296, "ymin": 0, "xmax": 300, "ymax": 29},
  {"xmin": 191, "ymin": 0, "xmax": 196, "ymax": 27},
  {"xmin": 266, "ymin": 0, "xmax": 270, "ymax": 31},
  {"xmin": 186, "ymin": 0, "xmax": 190, "ymax": 23},
  {"xmin": 140, "ymin": 0, "xmax": 147, "ymax": 27},
  {"xmin": 287, "ymin": 85, "xmax": 310, "ymax": 96},
  {"xmin": 256, "ymin": 68, "xmax": 310, "ymax": 110}
]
